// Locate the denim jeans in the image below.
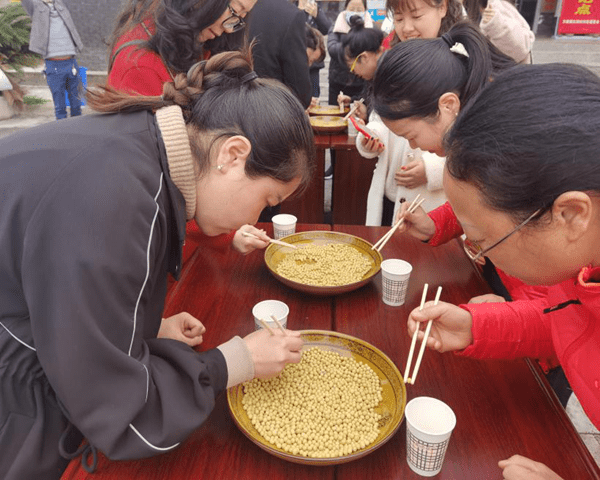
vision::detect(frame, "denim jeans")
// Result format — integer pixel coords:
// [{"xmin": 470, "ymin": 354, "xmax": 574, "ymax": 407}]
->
[{"xmin": 44, "ymin": 58, "xmax": 82, "ymax": 120}]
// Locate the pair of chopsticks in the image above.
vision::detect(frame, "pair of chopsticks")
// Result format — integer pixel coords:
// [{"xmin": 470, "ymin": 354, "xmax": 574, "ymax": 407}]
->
[
  {"xmin": 342, "ymin": 98, "xmax": 365, "ymax": 122},
  {"xmin": 241, "ymin": 231, "xmax": 298, "ymax": 249},
  {"xmin": 371, "ymin": 194, "xmax": 425, "ymax": 252},
  {"xmin": 404, "ymin": 284, "xmax": 442, "ymax": 385},
  {"xmin": 258, "ymin": 315, "xmax": 287, "ymax": 335}
]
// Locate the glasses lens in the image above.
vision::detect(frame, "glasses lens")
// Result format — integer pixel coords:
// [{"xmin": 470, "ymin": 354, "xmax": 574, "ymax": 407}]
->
[{"xmin": 463, "ymin": 239, "xmax": 482, "ymax": 260}]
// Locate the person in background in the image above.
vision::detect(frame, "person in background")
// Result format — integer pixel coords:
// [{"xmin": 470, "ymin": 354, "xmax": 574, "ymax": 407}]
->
[
  {"xmin": 0, "ymin": 48, "xmax": 313, "ymax": 480},
  {"xmin": 20, "ymin": 0, "xmax": 84, "ymax": 120},
  {"xmin": 294, "ymin": 0, "xmax": 332, "ymax": 102},
  {"xmin": 108, "ymin": 0, "xmax": 255, "ymax": 95},
  {"xmin": 107, "ymin": 0, "xmax": 269, "ymax": 266},
  {"xmin": 306, "ymin": 25, "xmax": 327, "ymax": 105},
  {"xmin": 463, "ymin": 0, "xmax": 535, "ymax": 64},
  {"xmin": 383, "ymin": 0, "xmax": 463, "ymax": 48},
  {"xmin": 248, "ymin": 0, "xmax": 312, "ymax": 108},
  {"xmin": 327, "ymin": 0, "xmax": 372, "ymax": 106},
  {"xmin": 408, "ymin": 63, "xmax": 600, "ymax": 480}
]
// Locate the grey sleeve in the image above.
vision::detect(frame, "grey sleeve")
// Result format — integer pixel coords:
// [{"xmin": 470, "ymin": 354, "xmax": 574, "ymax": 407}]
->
[
  {"xmin": 20, "ymin": 0, "xmax": 35, "ymax": 16},
  {"xmin": 21, "ymin": 155, "xmax": 228, "ymax": 460}
]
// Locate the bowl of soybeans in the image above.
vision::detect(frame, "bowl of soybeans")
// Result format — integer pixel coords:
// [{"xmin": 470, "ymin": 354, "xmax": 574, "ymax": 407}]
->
[
  {"xmin": 227, "ymin": 330, "xmax": 406, "ymax": 465},
  {"xmin": 264, "ymin": 231, "xmax": 382, "ymax": 296}
]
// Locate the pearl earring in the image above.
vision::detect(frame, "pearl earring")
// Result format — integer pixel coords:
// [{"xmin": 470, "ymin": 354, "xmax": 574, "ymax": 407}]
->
[{"xmin": 216, "ymin": 164, "xmax": 224, "ymax": 171}]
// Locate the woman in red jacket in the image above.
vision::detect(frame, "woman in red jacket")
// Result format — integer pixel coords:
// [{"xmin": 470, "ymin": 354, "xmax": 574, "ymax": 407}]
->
[{"xmin": 409, "ymin": 63, "xmax": 600, "ymax": 480}]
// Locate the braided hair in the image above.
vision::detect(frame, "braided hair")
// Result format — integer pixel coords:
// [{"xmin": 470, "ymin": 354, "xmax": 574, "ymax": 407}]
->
[{"xmin": 88, "ymin": 47, "xmax": 315, "ymax": 190}]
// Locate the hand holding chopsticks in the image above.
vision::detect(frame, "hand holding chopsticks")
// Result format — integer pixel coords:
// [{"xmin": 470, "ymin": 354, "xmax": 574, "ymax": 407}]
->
[
  {"xmin": 241, "ymin": 231, "xmax": 298, "ymax": 249},
  {"xmin": 342, "ymin": 98, "xmax": 365, "ymax": 122},
  {"xmin": 258, "ymin": 315, "xmax": 287, "ymax": 336},
  {"xmin": 404, "ymin": 285, "xmax": 442, "ymax": 385},
  {"xmin": 372, "ymin": 194, "xmax": 425, "ymax": 252}
]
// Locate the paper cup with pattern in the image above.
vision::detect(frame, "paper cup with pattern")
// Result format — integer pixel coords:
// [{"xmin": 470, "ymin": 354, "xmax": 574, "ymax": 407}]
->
[
  {"xmin": 252, "ymin": 300, "xmax": 289, "ymax": 331},
  {"xmin": 380, "ymin": 259, "xmax": 412, "ymax": 306},
  {"xmin": 405, "ymin": 397, "xmax": 456, "ymax": 477},
  {"xmin": 272, "ymin": 214, "xmax": 297, "ymax": 240}
]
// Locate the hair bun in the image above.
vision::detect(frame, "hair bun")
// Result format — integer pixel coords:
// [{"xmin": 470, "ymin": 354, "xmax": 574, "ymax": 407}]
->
[{"xmin": 348, "ymin": 15, "xmax": 365, "ymax": 30}]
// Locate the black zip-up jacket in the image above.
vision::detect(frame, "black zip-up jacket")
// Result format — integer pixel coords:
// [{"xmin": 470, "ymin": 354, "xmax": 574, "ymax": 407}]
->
[{"xmin": 0, "ymin": 111, "xmax": 227, "ymax": 479}]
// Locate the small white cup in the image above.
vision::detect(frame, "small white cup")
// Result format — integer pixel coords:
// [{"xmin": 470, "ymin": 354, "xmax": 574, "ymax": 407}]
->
[
  {"xmin": 347, "ymin": 118, "xmax": 358, "ymax": 137},
  {"xmin": 380, "ymin": 259, "xmax": 412, "ymax": 306},
  {"xmin": 252, "ymin": 300, "xmax": 289, "ymax": 331},
  {"xmin": 272, "ymin": 214, "xmax": 297, "ymax": 240},
  {"xmin": 405, "ymin": 397, "xmax": 456, "ymax": 477}
]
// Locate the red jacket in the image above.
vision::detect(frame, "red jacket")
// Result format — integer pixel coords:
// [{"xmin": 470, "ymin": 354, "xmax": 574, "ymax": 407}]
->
[
  {"xmin": 459, "ymin": 266, "xmax": 600, "ymax": 430},
  {"xmin": 107, "ymin": 22, "xmax": 235, "ymax": 296},
  {"xmin": 108, "ymin": 21, "xmax": 173, "ymax": 96}
]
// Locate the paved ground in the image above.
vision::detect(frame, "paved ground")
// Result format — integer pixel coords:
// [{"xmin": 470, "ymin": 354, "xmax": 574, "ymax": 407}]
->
[{"xmin": 2, "ymin": 32, "xmax": 600, "ymax": 472}]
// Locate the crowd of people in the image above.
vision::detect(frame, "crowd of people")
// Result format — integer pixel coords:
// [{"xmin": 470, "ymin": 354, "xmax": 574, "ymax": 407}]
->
[{"xmin": 3, "ymin": 1, "xmax": 597, "ymax": 480}]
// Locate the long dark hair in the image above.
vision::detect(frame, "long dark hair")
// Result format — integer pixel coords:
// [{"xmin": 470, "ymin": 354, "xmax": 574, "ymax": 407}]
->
[
  {"xmin": 342, "ymin": 16, "xmax": 384, "ymax": 62},
  {"xmin": 372, "ymin": 21, "xmax": 515, "ymax": 121},
  {"xmin": 108, "ymin": 0, "xmax": 247, "ymax": 74},
  {"xmin": 445, "ymin": 63, "xmax": 600, "ymax": 223},
  {"xmin": 89, "ymin": 47, "xmax": 315, "ymax": 191}
]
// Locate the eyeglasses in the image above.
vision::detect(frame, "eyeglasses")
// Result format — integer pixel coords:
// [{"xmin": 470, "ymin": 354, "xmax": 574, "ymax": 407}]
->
[
  {"xmin": 463, "ymin": 208, "xmax": 542, "ymax": 262},
  {"xmin": 222, "ymin": 4, "xmax": 245, "ymax": 33},
  {"xmin": 350, "ymin": 52, "xmax": 366, "ymax": 73}
]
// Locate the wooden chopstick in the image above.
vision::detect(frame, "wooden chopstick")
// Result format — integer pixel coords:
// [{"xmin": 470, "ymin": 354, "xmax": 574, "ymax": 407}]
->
[
  {"xmin": 404, "ymin": 283, "xmax": 428, "ymax": 383},
  {"xmin": 342, "ymin": 98, "xmax": 364, "ymax": 122},
  {"xmin": 258, "ymin": 318, "xmax": 275, "ymax": 335},
  {"xmin": 372, "ymin": 194, "xmax": 421, "ymax": 250},
  {"xmin": 407, "ymin": 286, "xmax": 443, "ymax": 385},
  {"xmin": 241, "ymin": 231, "xmax": 298, "ymax": 249},
  {"xmin": 372, "ymin": 195, "xmax": 425, "ymax": 252},
  {"xmin": 270, "ymin": 315, "xmax": 287, "ymax": 334}
]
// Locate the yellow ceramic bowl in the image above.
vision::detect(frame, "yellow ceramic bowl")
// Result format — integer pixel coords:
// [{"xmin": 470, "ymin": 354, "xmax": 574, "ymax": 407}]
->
[
  {"xmin": 264, "ymin": 231, "xmax": 382, "ymax": 296},
  {"xmin": 309, "ymin": 115, "xmax": 348, "ymax": 134},
  {"xmin": 227, "ymin": 330, "xmax": 406, "ymax": 465},
  {"xmin": 308, "ymin": 104, "xmax": 350, "ymax": 116}
]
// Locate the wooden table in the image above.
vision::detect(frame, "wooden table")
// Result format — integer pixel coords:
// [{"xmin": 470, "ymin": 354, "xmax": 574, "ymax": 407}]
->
[
  {"xmin": 279, "ymin": 134, "xmax": 328, "ymax": 224},
  {"xmin": 330, "ymin": 134, "xmax": 377, "ymax": 226},
  {"xmin": 61, "ymin": 224, "xmax": 600, "ymax": 480}
]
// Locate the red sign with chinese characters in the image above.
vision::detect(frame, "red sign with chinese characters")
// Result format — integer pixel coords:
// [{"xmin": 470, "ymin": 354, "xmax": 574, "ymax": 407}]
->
[{"xmin": 558, "ymin": 0, "xmax": 600, "ymax": 34}]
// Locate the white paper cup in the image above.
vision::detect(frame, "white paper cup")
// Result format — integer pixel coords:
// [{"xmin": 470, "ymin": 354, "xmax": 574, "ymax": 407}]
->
[
  {"xmin": 347, "ymin": 118, "xmax": 358, "ymax": 137},
  {"xmin": 252, "ymin": 300, "xmax": 289, "ymax": 331},
  {"xmin": 272, "ymin": 214, "xmax": 297, "ymax": 240},
  {"xmin": 405, "ymin": 397, "xmax": 457, "ymax": 477},
  {"xmin": 380, "ymin": 259, "xmax": 412, "ymax": 306}
]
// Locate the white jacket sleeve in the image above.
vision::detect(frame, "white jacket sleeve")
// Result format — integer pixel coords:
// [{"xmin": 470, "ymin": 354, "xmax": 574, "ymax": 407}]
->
[{"xmin": 421, "ymin": 152, "xmax": 446, "ymax": 192}]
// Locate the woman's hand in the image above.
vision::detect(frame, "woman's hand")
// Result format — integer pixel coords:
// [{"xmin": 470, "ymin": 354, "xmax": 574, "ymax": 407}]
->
[
  {"xmin": 499, "ymin": 455, "xmax": 564, "ymax": 480},
  {"xmin": 303, "ymin": 1, "xmax": 318, "ymax": 17},
  {"xmin": 395, "ymin": 158, "xmax": 426, "ymax": 189},
  {"xmin": 407, "ymin": 301, "xmax": 473, "ymax": 352},
  {"xmin": 158, "ymin": 313, "xmax": 206, "ymax": 347},
  {"xmin": 481, "ymin": 5, "xmax": 496, "ymax": 24},
  {"xmin": 393, "ymin": 202, "xmax": 436, "ymax": 242},
  {"xmin": 232, "ymin": 225, "xmax": 269, "ymax": 255},
  {"xmin": 353, "ymin": 101, "xmax": 368, "ymax": 122},
  {"xmin": 361, "ymin": 134, "xmax": 385, "ymax": 154},
  {"xmin": 468, "ymin": 293, "xmax": 506, "ymax": 304},
  {"xmin": 337, "ymin": 93, "xmax": 351, "ymax": 108},
  {"xmin": 243, "ymin": 328, "xmax": 304, "ymax": 379}
]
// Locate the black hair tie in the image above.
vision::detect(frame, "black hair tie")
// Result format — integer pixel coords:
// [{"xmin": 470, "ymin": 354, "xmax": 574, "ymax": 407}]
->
[
  {"xmin": 441, "ymin": 32, "xmax": 453, "ymax": 48},
  {"xmin": 241, "ymin": 71, "xmax": 258, "ymax": 84}
]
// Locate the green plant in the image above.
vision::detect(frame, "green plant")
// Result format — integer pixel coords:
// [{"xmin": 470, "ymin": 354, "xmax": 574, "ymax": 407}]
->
[
  {"xmin": 0, "ymin": 3, "xmax": 41, "ymax": 72},
  {"xmin": 23, "ymin": 95, "xmax": 49, "ymax": 105}
]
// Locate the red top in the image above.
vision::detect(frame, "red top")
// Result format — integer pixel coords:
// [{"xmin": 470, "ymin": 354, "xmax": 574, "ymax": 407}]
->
[{"xmin": 460, "ymin": 266, "xmax": 600, "ymax": 429}]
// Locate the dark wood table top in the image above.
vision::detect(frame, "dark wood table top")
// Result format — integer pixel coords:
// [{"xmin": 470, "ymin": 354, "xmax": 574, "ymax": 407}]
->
[{"xmin": 61, "ymin": 224, "xmax": 600, "ymax": 480}]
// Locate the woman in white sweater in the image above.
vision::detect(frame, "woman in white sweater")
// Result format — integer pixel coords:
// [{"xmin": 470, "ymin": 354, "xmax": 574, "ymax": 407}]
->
[{"xmin": 343, "ymin": 17, "xmax": 447, "ymax": 226}]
